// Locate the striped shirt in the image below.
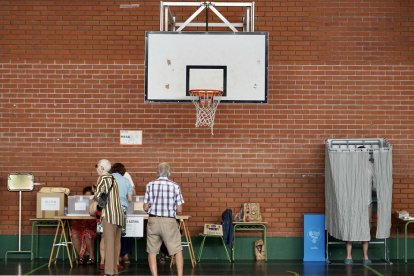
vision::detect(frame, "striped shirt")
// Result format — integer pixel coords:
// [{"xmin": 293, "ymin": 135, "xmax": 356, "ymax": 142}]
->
[
  {"xmin": 95, "ymin": 174, "xmax": 124, "ymax": 227},
  {"xmin": 144, "ymin": 176, "xmax": 184, "ymax": 218}
]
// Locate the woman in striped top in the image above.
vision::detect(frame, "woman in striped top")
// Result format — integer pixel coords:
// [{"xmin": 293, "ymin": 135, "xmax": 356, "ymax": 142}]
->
[{"xmin": 94, "ymin": 159, "xmax": 125, "ymax": 276}]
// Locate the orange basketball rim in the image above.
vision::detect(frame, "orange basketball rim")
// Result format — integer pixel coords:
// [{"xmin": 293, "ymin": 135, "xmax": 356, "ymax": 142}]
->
[{"xmin": 189, "ymin": 89, "xmax": 223, "ymax": 135}]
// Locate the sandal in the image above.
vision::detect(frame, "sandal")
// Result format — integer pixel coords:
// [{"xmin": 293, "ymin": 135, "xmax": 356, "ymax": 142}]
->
[
  {"xmin": 78, "ymin": 258, "xmax": 84, "ymax": 265},
  {"xmin": 123, "ymin": 256, "xmax": 130, "ymax": 264},
  {"xmin": 86, "ymin": 258, "xmax": 95, "ymax": 265}
]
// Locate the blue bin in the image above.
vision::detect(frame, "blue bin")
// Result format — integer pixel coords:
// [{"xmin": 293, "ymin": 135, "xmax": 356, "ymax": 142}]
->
[{"xmin": 303, "ymin": 214, "xmax": 325, "ymax": 262}]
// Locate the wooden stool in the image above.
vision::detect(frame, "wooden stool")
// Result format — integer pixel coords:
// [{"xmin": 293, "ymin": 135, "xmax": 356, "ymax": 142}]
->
[{"xmin": 197, "ymin": 234, "xmax": 231, "ymax": 262}]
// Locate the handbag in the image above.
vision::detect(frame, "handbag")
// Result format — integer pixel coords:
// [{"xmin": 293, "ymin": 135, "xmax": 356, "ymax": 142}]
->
[
  {"xmin": 243, "ymin": 203, "xmax": 262, "ymax": 222},
  {"xmin": 254, "ymin": 239, "xmax": 266, "ymax": 261},
  {"xmin": 89, "ymin": 200, "xmax": 98, "ymax": 216},
  {"xmin": 96, "ymin": 176, "xmax": 114, "ymax": 208}
]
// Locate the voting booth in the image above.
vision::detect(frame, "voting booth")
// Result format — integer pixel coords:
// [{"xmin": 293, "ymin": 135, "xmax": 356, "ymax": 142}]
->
[{"xmin": 325, "ymin": 138, "xmax": 393, "ymax": 263}]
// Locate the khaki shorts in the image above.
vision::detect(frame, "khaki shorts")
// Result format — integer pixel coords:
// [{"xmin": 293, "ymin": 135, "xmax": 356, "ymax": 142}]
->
[{"xmin": 146, "ymin": 217, "xmax": 182, "ymax": 256}]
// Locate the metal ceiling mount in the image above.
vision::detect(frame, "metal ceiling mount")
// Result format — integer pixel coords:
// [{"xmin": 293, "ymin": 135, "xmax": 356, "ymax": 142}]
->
[{"xmin": 160, "ymin": 1, "xmax": 255, "ymax": 32}]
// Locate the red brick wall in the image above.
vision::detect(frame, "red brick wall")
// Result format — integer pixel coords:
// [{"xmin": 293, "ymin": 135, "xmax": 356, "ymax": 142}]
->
[{"xmin": 1, "ymin": 0, "xmax": 414, "ymax": 236}]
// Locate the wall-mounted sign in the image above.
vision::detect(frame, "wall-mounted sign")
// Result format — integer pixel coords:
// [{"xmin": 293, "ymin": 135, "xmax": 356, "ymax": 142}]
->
[
  {"xmin": 7, "ymin": 173, "xmax": 34, "ymax": 191},
  {"xmin": 120, "ymin": 130, "xmax": 142, "ymax": 145}
]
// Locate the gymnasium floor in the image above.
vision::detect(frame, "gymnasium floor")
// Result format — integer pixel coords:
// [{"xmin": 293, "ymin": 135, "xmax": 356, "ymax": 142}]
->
[{"xmin": 3, "ymin": 259, "xmax": 414, "ymax": 276}]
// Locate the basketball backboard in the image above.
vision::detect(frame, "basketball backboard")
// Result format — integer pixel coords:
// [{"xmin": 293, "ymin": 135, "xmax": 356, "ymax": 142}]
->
[{"xmin": 145, "ymin": 31, "xmax": 268, "ymax": 103}]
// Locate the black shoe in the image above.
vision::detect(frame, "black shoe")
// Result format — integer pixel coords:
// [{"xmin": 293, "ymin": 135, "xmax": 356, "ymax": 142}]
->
[{"xmin": 86, "ymin": 258, "xmax": 95, "ymax": 265}]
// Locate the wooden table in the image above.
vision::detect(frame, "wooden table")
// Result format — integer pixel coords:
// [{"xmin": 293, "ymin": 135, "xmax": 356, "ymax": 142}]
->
[
  {"xmin": 48, "ymin": 214, "xmax": 196, "ymax": 267},
  {"xmin": 232, "ymin": 221, "xmax": 267, "ymax": 262},
  {"xmin": 48, "ymin": 215, "xmax": 95, "ymax": 268}
]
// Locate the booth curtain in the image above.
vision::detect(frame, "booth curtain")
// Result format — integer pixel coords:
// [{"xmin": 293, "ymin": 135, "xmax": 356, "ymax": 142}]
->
[
  {"xmin": 325, "ymin": 149, "xmax": 392, "ymax": 241},
  {"xmin": 374, "ymin": 149, "xmax": 393, "ymax": 239}
]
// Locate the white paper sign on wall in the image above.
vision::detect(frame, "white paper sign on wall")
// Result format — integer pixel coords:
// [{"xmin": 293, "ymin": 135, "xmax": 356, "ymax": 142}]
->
[{"xmin": 120, "ymin": 130, "xmax": 142, "ymax": 145}]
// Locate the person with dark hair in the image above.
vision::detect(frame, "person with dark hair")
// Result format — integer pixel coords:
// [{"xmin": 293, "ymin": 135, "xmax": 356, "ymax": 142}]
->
[
  {"xmin": 71, "ymin": 186, "xmax": 97, "ymax": 265},
  {"xmin": 111, "ymin": 163, "xmax": 126, "ymax": 175},
  {"xmin": 144, "ymin": 162, "xmax": 185, "ymax": 276},
  {"xmin": 110, "ymin": 163, "xmax": 133, "ymax": 265}
]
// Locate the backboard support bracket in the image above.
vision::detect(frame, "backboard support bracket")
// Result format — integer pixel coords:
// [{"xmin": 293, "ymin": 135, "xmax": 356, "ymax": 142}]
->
[{"xmin": 160, "ymin": 1, "xmax": 255, "ymax": 32}]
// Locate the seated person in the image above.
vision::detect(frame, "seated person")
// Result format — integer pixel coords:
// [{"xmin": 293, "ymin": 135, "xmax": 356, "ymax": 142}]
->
[{"xmin": 71, "ymin": 186, "xmax": 97, "ymax": 264}]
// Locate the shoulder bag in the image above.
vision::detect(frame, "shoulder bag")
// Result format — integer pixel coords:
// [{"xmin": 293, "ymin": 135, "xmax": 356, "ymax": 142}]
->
[{"xmin": 97, "ymin": 176, "xmax": 114, "ymax": 208}]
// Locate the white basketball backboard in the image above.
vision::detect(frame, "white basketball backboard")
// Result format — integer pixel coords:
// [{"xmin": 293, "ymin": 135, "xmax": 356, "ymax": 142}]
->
[{"xmin": 145, "ymin": 31, "xmax": 268, "ymax": 103}]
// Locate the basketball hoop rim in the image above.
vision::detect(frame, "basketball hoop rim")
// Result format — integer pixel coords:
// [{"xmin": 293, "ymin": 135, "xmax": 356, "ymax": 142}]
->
[{"xmin": 189, "ymin": 89, "xmax": 223, "ymax": 97}]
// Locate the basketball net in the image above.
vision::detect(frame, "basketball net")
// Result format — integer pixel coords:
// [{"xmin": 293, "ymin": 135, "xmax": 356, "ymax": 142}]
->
[{"xmin": 189, "ymin": 89, "xmax": 223, "ymax": 135}]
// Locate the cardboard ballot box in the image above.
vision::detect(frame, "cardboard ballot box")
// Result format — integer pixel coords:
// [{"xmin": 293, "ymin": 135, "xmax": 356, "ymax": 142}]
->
[
  {"xmin": 127, "ymin": 196, "xmax": 146, "ymax": 215},
  {"xmin": 67, "ymin": 195, "xmax": 93, "ymax": 216},
  {"xmin": 36, "ymin": 187, "xmax": 69, "ymax": 218},
  {"xmin": 203, "ymin": 224, "xmax": 223, "ymax": 236}
]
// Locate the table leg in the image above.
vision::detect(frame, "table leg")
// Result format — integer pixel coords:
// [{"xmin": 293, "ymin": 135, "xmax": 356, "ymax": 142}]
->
[
  {"xmin": 55, "ymin": 221, "xmax": 65, "ymax": 261},
  {"xmin": 48, "ymin": 220, "xmax": 62, "ymax": 267},
  {"xmin": 36, "ymin": 223, "xmax": 40, "ymax": 259},
  {"xmin": 67, "ymin": 221, "xmax": 77, "ymax": 264},
  {"xmin": 384, "ymin": 238, "xmax": 388, "ymax": 262},
  {"xmin": 220, "ymin": 236, "xmax": 232, "ymax": 262},
  {"xmin": 31, "ymin": 222, "xmax": 35, "ymax": 260},
  {"xmin": 96, "ymin": 234, "xmax": 101, "ymax": 264},
  {"xmin": 232, "ymin": 225, "xmax": 236, "ymax": 262},
  {"xmin": 61, "ymin": 220, "xmax": 73, "ymax": 268},
  {"xmin": 181, "ymin": 219, "xmax": 196, "ymax": 267},
  {"xmin": 197, "ymin": 236, "xmax": 207, "ymax": 262},
  {"xmin": 56, "ymin": 221, "xmax": 64, "ymax": 263},
  {"xmin": 263, "ymin": 225, "xmax": 267, "ymax": 262},
  {"xmin": 135, "ymin": 237, "xmax": 137, "ymax": 262},
  {"xmin": 405, "ymin": 221, "xmax": 409, "ymax": 263},
  {"xmin": 396, "ymin": 220, "xmax": 399, "ymax": 260}
]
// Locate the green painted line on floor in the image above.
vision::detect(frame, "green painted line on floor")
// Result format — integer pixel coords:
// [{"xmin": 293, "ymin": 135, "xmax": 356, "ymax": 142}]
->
[
  {"xmin": 363, "ymin": 265, "xmax": 383, "ymax": 276},
  {"xmin": 24, "ymin": 262, "xmax": 48, "ymax": 275},
  {"xmin": 286, "ymin": 271, "xmax": 300, "ymax": 276}
]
